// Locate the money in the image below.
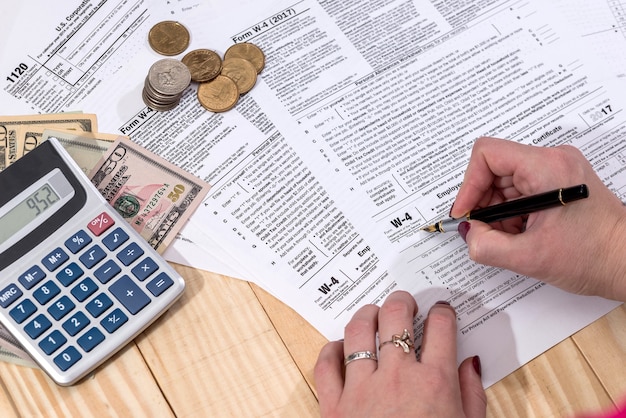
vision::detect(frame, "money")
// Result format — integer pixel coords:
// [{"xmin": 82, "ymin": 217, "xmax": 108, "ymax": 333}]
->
[
  {"xmin": 148, "ymin": 21, "xmax": 190, "ymax": 56},
  {"xmin": 0, "ymin": 113, "xmax": 97, "ymax": 170},
  {"xmin": 220, "ymin": 57, "xmax": 258, "ymax": 94},
  {"xmin": 142, "ymin": 59, "xmax": 192, "ymax": 111},
  {"xmin": 224, "ymin": 43, "xmax": 266, "ymax": 74},
  {"xmin": 182, "ymin": 49, "xmax": 223, "ymax": 82},
  {"xmin": 42, "ymin": 128, "xmax": 125, "ymax": 175},
  {"xmin": 89, "ymin": 138, "xmax": 210, "ymax": 253},
  {"xmin": 197, "ymin": 75, "xmax": 240, "ymax": 112}
]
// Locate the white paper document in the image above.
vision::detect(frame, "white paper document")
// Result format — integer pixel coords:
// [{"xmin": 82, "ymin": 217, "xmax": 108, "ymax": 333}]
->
[{"xmin": 1, "ymin": 0, "xmax": 625, "ymax": 387}]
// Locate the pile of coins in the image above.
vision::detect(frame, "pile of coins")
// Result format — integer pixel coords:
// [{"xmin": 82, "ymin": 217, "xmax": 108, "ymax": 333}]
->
[{"xmin": 145, "ymin": 20, "xmax": 265, "ymax": 113}]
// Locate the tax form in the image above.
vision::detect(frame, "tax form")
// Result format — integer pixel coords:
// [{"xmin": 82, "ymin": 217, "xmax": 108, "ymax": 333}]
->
[{"xmin": 2, "ymin": 0, "xmax": 626, "ymax": 388}]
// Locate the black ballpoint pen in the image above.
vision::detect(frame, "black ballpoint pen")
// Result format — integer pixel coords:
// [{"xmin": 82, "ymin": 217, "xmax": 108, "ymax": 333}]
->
[{"xmin": 421, "ymin": 184, "xmax": 589, "ymax": 233}]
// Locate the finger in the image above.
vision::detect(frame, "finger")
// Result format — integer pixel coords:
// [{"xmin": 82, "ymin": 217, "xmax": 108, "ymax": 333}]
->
[
  {"xmin": 458, "ymin": 356, "xmax": 487, "ymax": 418},
  {"xmin": 314, "ymin": 341, "xmax": 345, "ymax": 414},
  {"xmin": 419, "ymin": 302, "xmax": 458, "ymax": 371},
  {"xmin": 377, "ymin": 291, "xmax": 418, "ymax": 365},
  {"xmin": 342, "ymin": 304, "xmax": 379, "ymax": 385}
]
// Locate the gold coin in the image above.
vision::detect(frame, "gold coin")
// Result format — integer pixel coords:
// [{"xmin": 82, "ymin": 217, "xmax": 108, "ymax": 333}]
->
[
  {"xmin": 224, "ymin": 43, "xmax": 265, "ymax": 73},
  {"xmin": 181, "ymin": 49, "xmax": 222, "ymax": 82},
  {"xmin": 220, "ymin": 57, "xmax": 257, "ymax": 94},
  {"xmin": 197, "ymin": 75, "xmax": 239, "ymax": 112},
  {"xmin": 148, "ymin": 21, "xmax": 190, "ymax": 56}
]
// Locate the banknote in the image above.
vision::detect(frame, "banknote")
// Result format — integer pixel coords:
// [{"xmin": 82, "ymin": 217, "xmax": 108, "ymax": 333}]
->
[
  {"xmin": 42, "ymin": 128, "xmax": 127, "ymax": 175},
  {"xmin": 0, "ymin": 324, "xmax": 37, "ymax": 368},
  {"xmin": 90, "ymin": 138, "xmax": 210, "ymax": 253},
  {"xmin": 0, "ymin": 113, "xmax": 97, "ymax": 170}
]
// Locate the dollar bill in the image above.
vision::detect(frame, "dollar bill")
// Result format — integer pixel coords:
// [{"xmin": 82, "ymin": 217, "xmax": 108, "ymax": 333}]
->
[
  {"xmin": 0, "ymin": 113, "xmax": 97, "ymax": 170},
  {"xmin": 42, "ymin": 128, "xmax": 127, "ymax": 175},
  {"xmin": 0, "ymin": 324, "xmax": 37, "ymax": 368},
  {"xmin": 89, "ymin": 138, "xmax": 210, "ymax": 253}
]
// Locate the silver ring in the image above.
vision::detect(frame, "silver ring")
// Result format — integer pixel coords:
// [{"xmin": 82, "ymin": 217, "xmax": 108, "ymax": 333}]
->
[
  {"xmin": 344, "ymin": 350, "xmax": 378, "ymax": 366},
  {"xmin": 378, "ymin": 329, "xmax": 415, "ymax": 354}
]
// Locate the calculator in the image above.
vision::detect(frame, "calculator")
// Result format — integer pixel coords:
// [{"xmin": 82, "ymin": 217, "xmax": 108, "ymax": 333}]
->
[{"xmin": 0, "ymin": 138, "xmax": 185, "ymax": 385}]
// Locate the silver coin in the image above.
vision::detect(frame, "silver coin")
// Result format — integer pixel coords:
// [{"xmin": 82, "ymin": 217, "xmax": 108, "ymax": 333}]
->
[{"xmin": 147, "ymin": 59, "xmax": 191, "ymax": 96}]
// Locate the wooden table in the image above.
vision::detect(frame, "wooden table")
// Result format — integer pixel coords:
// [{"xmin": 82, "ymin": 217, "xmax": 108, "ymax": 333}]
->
[{"xmin": 0, "ymin": 263, "xmax": 623, "ymax": 417}]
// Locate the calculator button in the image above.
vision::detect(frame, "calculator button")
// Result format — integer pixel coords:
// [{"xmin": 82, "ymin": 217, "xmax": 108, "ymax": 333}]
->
[
  {"xmin": 24, "ymin": 314, "xmax": 52, "ymax": 339},
  {"xmin": 9, "ymin": 299, "xmax": 37, "ymax": 323},
  {"xmin": 33, "ymin": 281, "xmax": 61, "ymax": 305},
  {"xmin": 87, "ymin": 212, "xmax": 115, "ymax": 236},
  {"xmin": 71, "ymin": 278, "xmax": 98, "ymax": 302},
  {"xmin": 18, "ymin": 265, "xmax": 46, "ymax": 290},
  {"xmin": 64, "ymin": 230, "xmax": 92, "ymax": 254},
  {"xmin": 77, "ymin": 327, "xmax": 105, "ymax": 352},
  {"xmin": 0, "ymin": 284, "xmax": 23, "ymax": 308},
  {"xmin": 86, "ymin": 293, "xmax": 113, "ymax": 318},
  {"xmin": 117, "ymin": 242, "xmax": 144, "ymax": 266},
  {"xmin": 39, "ymin": 330, "xmax": 67, "ymax": 355},
  {"xmin": 41, "ymin": 248, "xmax": 69, "ymax": 272},
  {"xmin": 109, "ymin": 275, "xmax": 151, "ymax": 315},
  {"xmin": 79, "ymin": 245, "xmax": 107, "ymax": 269},
  {"xmin": 56, "ymin": 262, "xmax": 84, "ymax": 287},
  {"xmin": 131, "ymin": 257, "xmax": 159, "ymax": 281},
  {"xmin": 54, "ymin": 346, "xmax": 82, "ymax": 371},
  {"xmin": 62, "ymin": 311, "xmax": 90, "ymax": 336},
  {"xmin": 94, "ymin": 260, "xmax": 121, "ymax": 284},
  {"xmin": 100, "ymin": 308, "xmax": 128, "ymax": 333},
  {"xmin": 102, "ymin": 227, "xmax": 129, "ymax": 251},
  {"xmin": 147, "ymin": 273, "xmax": 174, "ymax": 297},
  {"xmin": 48, "ymin": 296, "xmax": 75, "ymax": 320}
]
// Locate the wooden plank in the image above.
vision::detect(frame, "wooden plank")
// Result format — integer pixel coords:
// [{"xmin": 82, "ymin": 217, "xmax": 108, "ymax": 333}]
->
[{"xmin": 136, "ymin": 264, "xmax": 320, "ymax": 417}]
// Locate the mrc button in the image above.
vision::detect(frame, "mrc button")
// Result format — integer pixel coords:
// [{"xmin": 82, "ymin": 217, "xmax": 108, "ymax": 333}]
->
[{"xmin": 0, "ymin": 284, "xmax": 23, "ymax": 308}]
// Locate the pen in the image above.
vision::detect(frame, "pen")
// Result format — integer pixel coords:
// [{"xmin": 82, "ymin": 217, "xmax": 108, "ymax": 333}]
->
[{"xmin": 421, "ymin": 184, "xmax": 589, "ymax": 233}]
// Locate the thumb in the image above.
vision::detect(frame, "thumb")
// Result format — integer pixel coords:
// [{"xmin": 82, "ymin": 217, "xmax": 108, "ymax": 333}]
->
[
  {"xmin": 461, "ymin": 220, "xmax": 530, "ymax": 271},
  {"xmin": 458, "ymin": 356, "xmax": 487, "ymax": 418}
]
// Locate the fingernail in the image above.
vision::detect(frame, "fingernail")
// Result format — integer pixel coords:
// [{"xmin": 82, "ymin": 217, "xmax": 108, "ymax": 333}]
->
[
  {"xmin": 473, "ymin": 355, "xmax": 482, "ymax": 377},
  {"xmin": 458, "ymin": 221, "xmax": 470, "ymax": 242},
  {"xmin": 448, "ymin": 201, "xmax": 456, "ymax": 217},
  {"xmin": 435, "ymin": 300, "xmax": 450, "ymax": 305}
]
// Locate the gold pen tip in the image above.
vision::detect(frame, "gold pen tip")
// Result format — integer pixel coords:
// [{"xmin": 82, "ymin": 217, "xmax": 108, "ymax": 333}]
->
[{"xmin": 421, "ymin": 224, "xmax": 438, "ymax": 233}]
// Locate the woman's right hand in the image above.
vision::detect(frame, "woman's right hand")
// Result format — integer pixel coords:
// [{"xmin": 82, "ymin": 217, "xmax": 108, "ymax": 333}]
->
[{"xmin": 451, "ymin": 137, "xmax": 626, "ymax": 302}]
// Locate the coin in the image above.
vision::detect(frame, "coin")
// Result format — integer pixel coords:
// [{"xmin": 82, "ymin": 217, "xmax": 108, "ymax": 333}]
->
[
  {"xmin": 224, "ymin": 43, "xmax": 265, "ymax": 73},
  {"xmin": 148, "ymin": 21, "xmax": 190, "ymax": 56},
  {"xmin": 142, "ymin": 59, "xmax": 191, "ymax": 111},
  {"xmin": 197, "ymin": 75, "xmax": 239, "ymax": 112},
  {"xmin": 220, "ymin": 57, "xmax": 257, "ymax": 94},
  {"xmin": 181, "ymin": 49, "xmax": 223, "ymax": 82}
]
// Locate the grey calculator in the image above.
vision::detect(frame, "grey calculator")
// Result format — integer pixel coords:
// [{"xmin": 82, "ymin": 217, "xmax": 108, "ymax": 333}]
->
[{"xmin": 0, "ymin": 138, "xmax": 185, "ymax": 385}]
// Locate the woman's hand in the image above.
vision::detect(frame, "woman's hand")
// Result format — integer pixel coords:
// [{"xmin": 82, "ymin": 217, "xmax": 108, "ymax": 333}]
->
[
  {"xmin": 314, "ymin": 291, "xmax": 486, "ymax": 418},
  {"xmin": 451, "ymin": 137, "xmax": 626, "ymax": 301}
]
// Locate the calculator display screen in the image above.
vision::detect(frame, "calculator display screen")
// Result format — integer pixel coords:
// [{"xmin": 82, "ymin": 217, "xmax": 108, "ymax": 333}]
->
[{"xmin": 0, "ymin": 183, "xmax": 61, "ymax": 246}]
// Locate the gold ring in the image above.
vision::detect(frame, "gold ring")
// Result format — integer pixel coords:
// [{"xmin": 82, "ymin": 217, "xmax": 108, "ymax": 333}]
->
[
  {"xmin": 378, "ymin": 329, "xmax": 414, "ymax": 354},
  {"xmin": 344, "ymin": 351, "xmax": 378, "ymax": 366}
]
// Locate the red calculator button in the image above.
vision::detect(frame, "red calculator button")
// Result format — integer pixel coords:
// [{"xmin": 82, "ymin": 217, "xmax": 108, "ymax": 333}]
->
[{"xmin": 87, "ymin": 212, "xmax": 115, "ymax": 236}]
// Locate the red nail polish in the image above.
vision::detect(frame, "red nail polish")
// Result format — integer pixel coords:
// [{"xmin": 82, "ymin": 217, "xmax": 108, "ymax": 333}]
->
[
  {"xmin": 473, "ymin": 355, "xmax": 482, "ymax": 377},
  {"xmin": 435, "ymin": 300, "xmax": 450, "ymax": 305},
  {"xmin": 448, "ymin": 201, "xmax": 456, "ymax": 217},
  {"xmin": 458, "ymin": 221, "xmax": 470, "ymax": 241}
]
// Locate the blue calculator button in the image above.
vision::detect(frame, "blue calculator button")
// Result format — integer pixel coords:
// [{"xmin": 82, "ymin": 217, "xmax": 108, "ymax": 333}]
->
[
  {"xmin": 54, "ymin": 346, "xmax": 82, "ymax": 371},
  {"xmin": 33, "ymin": 281, "xmax": 61, "ymax": 305},
  {"xmin": 86, "ymin": 293, "xmax": 113, "ymax": 318},
  {"xmin": 117, "ymin": 242, "xmax": 144, "ymax": 266},
  {"xmin": 102, "ymin": 227, "xmax": 129, "ymax": 251},
  {"xmin": 64, "ymin": 230, "xmax": 92, "ymax": 254},
  {"xmin": 24, "ymin": 314, "xmax": 52, "ymax": 339},
  {"xmin": 41, "ymin": 248, "xmax": 69, "ymax": 272},
  {"xmin": 109, "ymin": 275, "xmax": 151, "ymax": 315},
  {"xmin": 47, "ymin": 296, "xmax": 75, "ymax": 320},
  {"xmin": 62, "ymin": 311, "xmax": 90, "ymax": 336},
  {"xmin": 147, "ymin": 273, "xmax": 174, "ymax": 297},
  {"xmin": 131, "ymin": 257, "xmax": 159, "ymax": 281},
  {"xmin": 78, "ymin": 245, "xmax": 107, "ymax": 269},
  {"xmin": 71, "ymin": 278, "xmax": 98, "ymax": 302},
  {"xmin": 0, "ymin": 284, "xmax": 22, "ymax": 308},
  {"xmin": 39, "ymin": 330, "xmax": 67, "ymax": 355},
  {"xmin": 94, "ymin": 260, "xmax": 121, "ymax": 284},
  {"xmin": 77, "ymin": 327, "xmax": 105, "ymax": 352},
  {"xmin": 56, "ymin": 262, "xmax": 84, "ymax": 287},
  {"xmin": 18, "ymin": 266, "xmax": 46, "ymax": 289},
  {"xmin": 101, "ymin": 308, "xmax": 128, "ymax": 333},
  {"xmin": 9, "ymin": 299, "xmax": 37, "ymax": 323}
]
